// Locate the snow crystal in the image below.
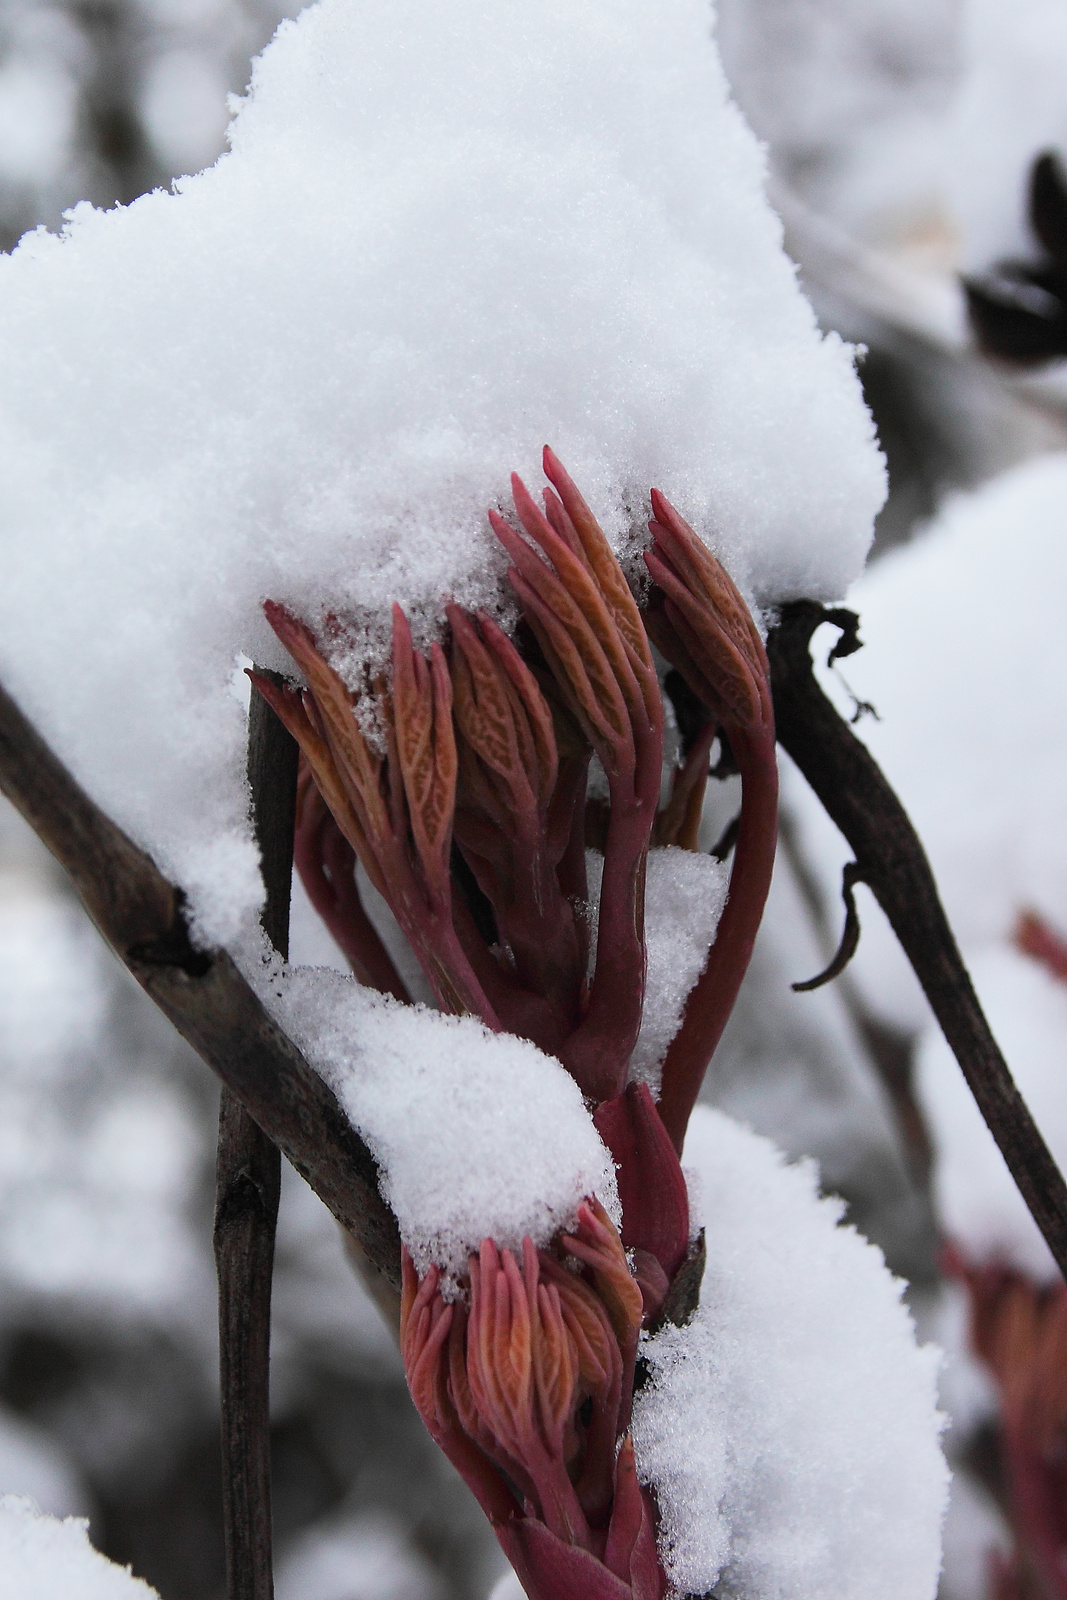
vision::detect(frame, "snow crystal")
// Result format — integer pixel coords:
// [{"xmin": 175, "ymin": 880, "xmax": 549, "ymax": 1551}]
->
[
  {"xmin": 917, "ymin": 946, "xmax": 1067, "ymax": 1280},
  {"xmin": 0, "ymin": 1495, "xmax": 158, "ymax": 1599},
  {"xmin": 632, "ymin": 1106, "xmax": 947, "ymax": 1600},
  {"xmin": 245, "ymin": 950, "xmax": 618, "ymax": 1280},
  {"xmin": 584, "ymin": 846, "xmax": 728, "ymax": 1097},
  {"xmin": 0, "ymin": 0, "xmax": 882, "ymax": 947},
  {"xmin": 787, "ymin": 451, "xmax": 1067, "ymax": 1035}
]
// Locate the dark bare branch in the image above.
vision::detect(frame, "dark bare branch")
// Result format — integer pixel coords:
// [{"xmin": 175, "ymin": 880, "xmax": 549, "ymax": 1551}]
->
[
  {"xmin": 214, "ymin": 678, "xmax": 297, "ymax": 1600},
  {"xmin": 215, "ymin": 1088, "xmax": 281, "ymax": 1600},
  {"xmin": 0, "ymin": 675, "xmax": 401, "ymax": 1286},
  {"xmin": 768, "ymin": 601, "xmax": 1067, "ymax": 1283}
]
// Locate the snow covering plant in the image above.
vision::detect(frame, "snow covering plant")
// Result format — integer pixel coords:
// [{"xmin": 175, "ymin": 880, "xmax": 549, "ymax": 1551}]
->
[
  {"xmin": 245, "ymin": 452, "xmax": 950, "ymax": 1600},
  {"xmin": 257, "ymin": 452, "xmax": 782, "ymax": 1599}
]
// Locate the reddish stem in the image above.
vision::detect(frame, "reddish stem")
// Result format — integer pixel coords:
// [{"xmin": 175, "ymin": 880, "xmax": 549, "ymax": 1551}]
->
[
  {"xmin": 293, "ymin": 775, "xmax": 409, "ymax": 1001},
  {"xmin": 561, "ymin": 794, "xmax": 652, "ymax": 1102},
  {"xmin": 656, "ymin": 724, "xmax": 779, "ymax": 1151}
]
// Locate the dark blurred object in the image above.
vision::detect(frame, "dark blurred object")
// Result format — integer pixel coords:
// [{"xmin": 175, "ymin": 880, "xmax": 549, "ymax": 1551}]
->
[{"xmin": 965, "ymin": 152, "xmax": 1067, "ymax": 365}]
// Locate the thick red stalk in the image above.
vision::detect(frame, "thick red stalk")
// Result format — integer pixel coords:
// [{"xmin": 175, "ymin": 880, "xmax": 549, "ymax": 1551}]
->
[
  {"xmin": 641, "ymin": 489, "xmax": 778, "ymax": 1151},
  {"xmin": 656, "ymin": 723, "xmax": 778, "ymax": 1151},
  {"xmin": 259, "ymin": 605, "xmax": 503, "ymax": 1027},
  {"xmin": 290, "ymin": 762, "xmax": 409, "ymax": 999},
  {"xmin": 489, "ymin": 457, "xmax": 663, "ymax": 1101}
]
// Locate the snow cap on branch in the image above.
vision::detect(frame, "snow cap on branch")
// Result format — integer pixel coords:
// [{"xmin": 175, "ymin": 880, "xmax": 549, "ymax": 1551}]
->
[{"xmin": 0, "ymin": 0, "xmax": 882, "ymax": 946}]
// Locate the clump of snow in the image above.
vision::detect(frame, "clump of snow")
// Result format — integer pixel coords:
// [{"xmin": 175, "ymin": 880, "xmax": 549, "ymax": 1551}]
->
[
  {"xmin": 633, "ymin": 848, "xmax": 728, "ymax": 1093},
  {"xmin": 786, "ymin": 451, "xmax": 1067, "ymax": 1036},
  {"xmin": 0, "ymin": 0, "xmax": 882, "ymax": 947},
  {"xmin": 246, "ymin": 950, "xmax": 618, "ymax": 1280},
  {"xmin": 917, "ymin": 946, "xmax": 1067, "ymax": 1281},
  {"xmin": 584, "ymin": 846, "xmax": 728, "ymax": 1096},
  {"xmin": 0, "ymin": 1495, "xmax": 158, "ymax": 1599},
  {"xmin": 632, "ymin": 1106, "xmax": 947, "ymax": 1600}
]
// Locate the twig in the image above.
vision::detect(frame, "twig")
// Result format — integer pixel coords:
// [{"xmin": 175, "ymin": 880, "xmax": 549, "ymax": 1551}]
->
[
  {"xmin": 213, "ymin": 679, "xmax": 296, "ymax": 1600},
  {"xmin": 0, "ymin": 675, "xmax": 401, "ymax": 1285},
  {"xmin": 215, "ymin": 1091, "xmax": 280, "ymax": 1600},
  {"xmin": 767, "ymin": 602, "xmax": 1067, "ymax": 1282},
  {"xmin": 792, "ymin": 861, "xmax": 864, "ymax": 992}
]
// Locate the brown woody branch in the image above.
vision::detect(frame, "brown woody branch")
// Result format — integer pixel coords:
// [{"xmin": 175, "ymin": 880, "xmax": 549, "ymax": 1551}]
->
[
  {"xmin": 213, "ymin": 679, "xmax": 297, "ymax": 1600},
  {"xmin": 767, "ymin": 601, "xmax": 1067, "ymax": 1283},
  {"xmin": 0, "ymin": 675, "xmax": 401, "ymax": 1288}
]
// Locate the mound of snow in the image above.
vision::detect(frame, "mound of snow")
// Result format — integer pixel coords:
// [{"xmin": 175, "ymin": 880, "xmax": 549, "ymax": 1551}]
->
[{"xmin": 633, "ymin": 1106, "xmax": 948, "ymax": 1600}]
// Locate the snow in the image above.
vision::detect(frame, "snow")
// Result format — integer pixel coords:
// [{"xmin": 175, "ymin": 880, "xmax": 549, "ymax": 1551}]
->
[
  {"xmin": 0, "ymin": 0, "xmax": 883, "ymax": 953},
  {"xmin": 917, "ymin": 946, "xmax": 1067, "ymax": 1280},
  {"xmin": 632, "ymin": 1106, "xmax": 948, "ymax": 1600},
  {"xmin": 0, "ymin": 1495, "xmax": 158, "ymax": 1599},
  {"xmin": 786, "ymin": 451, "xmax": 1067, "ymax": 1036},
  {"xmin": 584, "ymin": 846, "xmax": 729, "ymax": 1097},
  {"xmin": 246, "ymin": 947, "xmax": 618, "ymax": 1281}
]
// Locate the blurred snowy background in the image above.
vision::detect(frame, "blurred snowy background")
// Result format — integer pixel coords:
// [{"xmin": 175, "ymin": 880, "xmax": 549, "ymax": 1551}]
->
[{"xmin": 1, "ymin": 0, "xmax": 1067, "ymax": 1596}]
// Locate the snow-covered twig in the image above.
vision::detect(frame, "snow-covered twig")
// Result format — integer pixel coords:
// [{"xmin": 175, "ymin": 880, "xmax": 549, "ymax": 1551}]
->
[
  {"xmin": 0, "ymin": 672, "xmax": 401, "ymax": 1286},
  {"xmin": 767, "ymin": 600, "xmax": 1067, "ymax": 1283}
]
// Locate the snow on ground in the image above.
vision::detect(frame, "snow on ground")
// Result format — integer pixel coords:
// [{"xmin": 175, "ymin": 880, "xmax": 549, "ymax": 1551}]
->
[
  {"xmin": 633, "ymin": 1106, "xmax": 948, "ymax": 1600},
  {"xmin": 0, "ymin": 1495, "xmax": 158, "ymax": 1599}
]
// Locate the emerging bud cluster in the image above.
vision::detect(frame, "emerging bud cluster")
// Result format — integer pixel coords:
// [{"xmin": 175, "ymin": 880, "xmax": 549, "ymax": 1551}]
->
[{"xmin": 256, "ymin": 450, "xmax": 778, "ymax": 1597}]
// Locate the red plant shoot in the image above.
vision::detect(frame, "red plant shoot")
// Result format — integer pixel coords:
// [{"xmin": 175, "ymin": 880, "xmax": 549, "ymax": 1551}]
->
[{"xmin": 254, "ymin": 450, "xmax": 778, "ymax": 1597}]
